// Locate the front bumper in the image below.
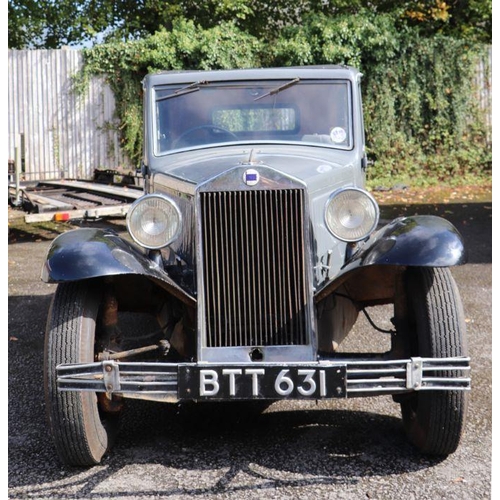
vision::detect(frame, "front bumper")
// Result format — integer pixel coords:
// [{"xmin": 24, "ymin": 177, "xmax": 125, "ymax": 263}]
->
[{"xmin": 56, "ymin": 356, "xmax": 471, "ymax": 402}]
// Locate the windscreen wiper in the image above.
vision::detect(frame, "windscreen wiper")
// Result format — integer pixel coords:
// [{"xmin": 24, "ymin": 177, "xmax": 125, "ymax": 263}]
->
[
  {"xmin": 253, "ymin": 77, "xmax": 300, "ymax": 101},
  {"xmin": 156, "ymin": 81, "xmax": 209, "ymax": 101}
]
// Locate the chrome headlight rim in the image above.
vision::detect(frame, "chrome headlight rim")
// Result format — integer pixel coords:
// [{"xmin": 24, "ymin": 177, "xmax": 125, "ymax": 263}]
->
[
  {"xmin": 126, "ymin": 193, "xmax": 182, "ymax": 250},
  {"xmin": 324, "ymin": 187, "xmax": 379, "ymax": 243}
]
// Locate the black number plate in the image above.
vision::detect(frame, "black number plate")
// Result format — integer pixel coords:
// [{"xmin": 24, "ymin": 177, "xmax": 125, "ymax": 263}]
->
[{"xmin": 178, "ymin": 365, "xmax": 346, "ymax": 400}]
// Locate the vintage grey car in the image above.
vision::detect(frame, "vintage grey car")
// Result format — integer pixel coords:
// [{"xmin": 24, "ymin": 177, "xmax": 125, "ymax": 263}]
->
[{"xmin": 43, "ymin": 66, "xmax": 470, "ymax": 466}]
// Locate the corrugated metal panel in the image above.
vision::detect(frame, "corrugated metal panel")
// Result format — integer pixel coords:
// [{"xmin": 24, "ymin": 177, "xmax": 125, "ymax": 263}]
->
[{"xmin": 8, "ymin": 49, "xmax": 133, "ymax": 181}]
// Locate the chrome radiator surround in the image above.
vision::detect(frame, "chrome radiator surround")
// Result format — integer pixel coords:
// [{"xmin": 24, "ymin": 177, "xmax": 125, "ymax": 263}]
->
[{"xmin": 195, "ymin": 166, "xmax": 316, "ymax": 362}]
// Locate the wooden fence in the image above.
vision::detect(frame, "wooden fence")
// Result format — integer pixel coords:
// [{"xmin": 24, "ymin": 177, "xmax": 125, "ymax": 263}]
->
[
  {"xmin": 8, "ymin": 49, "xmax": 132, "ymax": 182},
  {"xmin": 8, "ymin": 47, "xmax": 492, "ymax": 182},
  {"xmin": 475, "ymin": 45, "xmax": 492, "ymax": 143}
]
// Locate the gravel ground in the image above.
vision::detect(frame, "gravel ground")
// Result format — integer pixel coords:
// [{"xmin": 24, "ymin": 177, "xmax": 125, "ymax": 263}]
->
[{"xmin": 8, "ymin": 199, "xmax": 492, "ymax": 499}]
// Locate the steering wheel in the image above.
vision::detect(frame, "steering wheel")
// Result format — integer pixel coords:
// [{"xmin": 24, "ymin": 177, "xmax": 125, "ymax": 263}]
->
[{"xmin": 173, "ymin": 125, "xmax": 238, "ymax": 148}]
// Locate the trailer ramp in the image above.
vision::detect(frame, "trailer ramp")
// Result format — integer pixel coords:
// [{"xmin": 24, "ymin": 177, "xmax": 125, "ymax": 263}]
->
[{"xmin": 11, "ymin": 180, "xmax": 143, "ymax": 223}]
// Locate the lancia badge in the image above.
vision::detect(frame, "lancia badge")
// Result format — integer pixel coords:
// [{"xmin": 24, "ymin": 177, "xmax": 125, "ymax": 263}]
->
[{"xmin": 243, "ymin": 169, "xmax": 260, "ymax": 186}]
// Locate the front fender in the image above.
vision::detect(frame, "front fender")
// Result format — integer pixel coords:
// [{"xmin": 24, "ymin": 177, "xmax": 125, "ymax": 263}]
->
[
  {"xmin": 315, "ymin": 215, "xmax": 466, "ymax": 302},
  {"xmin": 42, "ymin": 228, "xmax": 195, "ymax": 306}
]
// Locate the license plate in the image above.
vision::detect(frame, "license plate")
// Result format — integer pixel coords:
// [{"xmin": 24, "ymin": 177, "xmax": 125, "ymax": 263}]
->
[{"xmin": 178, "ymin": 365, "xmax": 346, "ymax": 400}]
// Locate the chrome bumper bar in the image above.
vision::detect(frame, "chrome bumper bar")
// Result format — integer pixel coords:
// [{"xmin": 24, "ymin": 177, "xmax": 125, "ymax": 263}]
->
[{"xmin": 56, "ymin": 356, "xmax": 471, "ymax": 400}]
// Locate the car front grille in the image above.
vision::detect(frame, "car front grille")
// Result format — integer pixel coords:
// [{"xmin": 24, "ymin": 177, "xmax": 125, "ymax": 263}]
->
[{"xmin": 200, "ymin": 189, "xmax": 308, "ymax": 347}]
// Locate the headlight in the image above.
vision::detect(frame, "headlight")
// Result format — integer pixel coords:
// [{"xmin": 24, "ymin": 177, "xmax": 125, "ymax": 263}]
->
[
  {"xmin": 325, "ymin": 188, "xmax": 379, "ymax": 242},
  {"xmin": 126, "ymin": 194, "xmax": 181, "ymax": 249}
]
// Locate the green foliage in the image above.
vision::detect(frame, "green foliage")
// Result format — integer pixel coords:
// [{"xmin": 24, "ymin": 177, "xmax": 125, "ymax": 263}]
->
[
  {"xmin": 77, "ymin": 19, "xmax": 263, "ymax": 164},
  {"xmin": 9, "ymin": 0, "xmax": 491, "ymax": 49},
  {"xmin": 271, "ymin": 12, "xmax": 401, "ymax": 67},
  {"xmin": 8, "ymin": 0, "xmax": 115, "ymax": 49},
  {"xmin": 76, "ymin": 12, "xmax": 490, "ymax": 184},
  {"xmin": 360, "ymin": 35, "xmax": 491, "ymax": 185},
  {"xmin": 264, "ymin": 11, "xmax": 490, "ymax": 185}
]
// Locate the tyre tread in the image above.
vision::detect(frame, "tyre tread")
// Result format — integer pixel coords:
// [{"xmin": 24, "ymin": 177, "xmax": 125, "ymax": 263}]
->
[
  {"xmin": 44, "ymin": 282, "xmax": 108, "ymax": 466},
  {"xmin": 401, "ymin": 267, "xmax": 468, "ymax": 456}
]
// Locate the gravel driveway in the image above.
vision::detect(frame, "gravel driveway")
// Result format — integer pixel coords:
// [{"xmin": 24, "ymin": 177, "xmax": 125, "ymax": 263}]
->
[{"xmin": 8, "ymin": 200, "xmax": 492, "ymax": 499}]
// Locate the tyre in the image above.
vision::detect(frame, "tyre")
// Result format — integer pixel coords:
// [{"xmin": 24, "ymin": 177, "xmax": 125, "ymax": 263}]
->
[
  {"xmin": 44, "ymin": 281, "xmax": 121, "ymax": 466},
  {"xmin": 399, "ymin": 267, "xmax": 468, "ymax": 456}
]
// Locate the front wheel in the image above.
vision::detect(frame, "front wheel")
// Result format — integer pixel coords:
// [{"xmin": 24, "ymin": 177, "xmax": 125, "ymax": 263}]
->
[
  {"xmin": 398, "ymin": 267, "xmax": 468, "ymax": 456},
  {"xmin": 44, "ymin": 282, "xmax": 121, "ymax": 466}
]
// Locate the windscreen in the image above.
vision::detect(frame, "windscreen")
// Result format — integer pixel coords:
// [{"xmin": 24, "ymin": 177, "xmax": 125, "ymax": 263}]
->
[{"xmin": 154, "ymin": 79, "xmax": 352, "ymax": 154}]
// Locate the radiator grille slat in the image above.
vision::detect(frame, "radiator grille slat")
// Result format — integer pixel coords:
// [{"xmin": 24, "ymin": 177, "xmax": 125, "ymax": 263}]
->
[{"xmin": 201, "ymin": 189, "xmax": 308, "ymax": 347}]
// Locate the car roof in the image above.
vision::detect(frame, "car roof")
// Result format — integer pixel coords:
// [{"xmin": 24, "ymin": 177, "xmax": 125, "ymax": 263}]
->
[{"xmin": 144, "ymin": 66, "xmax": 361, "ymax": 88}]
